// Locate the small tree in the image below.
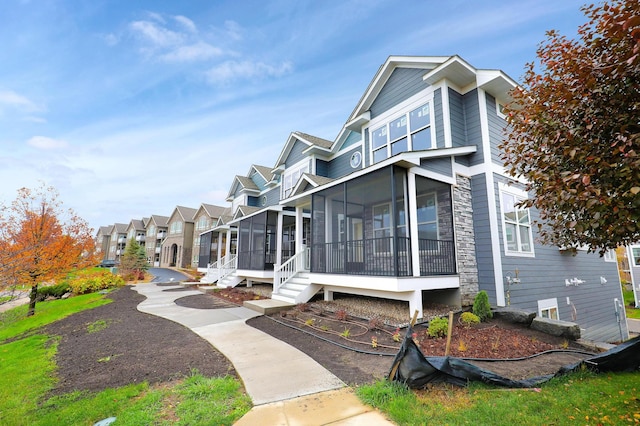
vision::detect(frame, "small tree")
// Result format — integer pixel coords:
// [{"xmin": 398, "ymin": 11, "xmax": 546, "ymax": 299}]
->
[
  {"xmin": 472, "ymin": 291, "xmax": 493, "ymax": 322},
  {"xmin": 0, "ymin": 184, "xmax": 96, "ymax": 316},
  {"xmin": 120, "ymin": 238, "xmax": 148, "ymax": 280},
  {"xmin": 500, "ymin": 0, "xmax": 640, "ymax": 252}
]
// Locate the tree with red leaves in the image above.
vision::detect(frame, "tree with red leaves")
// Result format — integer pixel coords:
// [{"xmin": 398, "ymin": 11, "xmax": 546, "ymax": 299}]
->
[
  {"xmin": 0, "ymin": 184, "xmax": 96, "ymax": 316},
  {"xmin": 501, "ymin": 0, "xmax": 640, "ymax": 253}
]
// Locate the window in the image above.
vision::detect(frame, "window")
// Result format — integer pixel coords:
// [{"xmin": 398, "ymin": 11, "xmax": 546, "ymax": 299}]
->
[
  {"xmin": 170, "ymin": 221, "xmax": 183, "ymax": 234},
  {"xmin": 631, "ymin": 246, "xmax": 640, "ymax": 267},
  {"xmin": 370, "ymin": 102, "xmax": 432, "ymax": 164},
  {"xmin": 350, "ymin": 151, "xmax": 362, "ymax": 168},
  {"xmin": 196, "ymin": 216, "xmax": 208, "ymax": 231},
  {"xmin": 147, "ymin": 225, "xmax": 156, "ymax": 237},
  {"xmin": 501, "ymin": 187, "xmax": 534, "ymax": 256},
  {"xmin": 417, "ymin": 193, "xmax": 438, "ymax": 240},
  {"xmin": 373, "ymin": 204, "xmax": 392, "ymax": 239},
  {"xmin": 496, "ymin": 102, "xmax": 507, "ymax": 119},
  {"xmin": 282, "ymin": 162, "xmax": 310, "ymax": 198},
  {"xmin": 538, "ymin": 298, "xmax": 559, "ymax": 320},
  {"xmin": 603, "ymin": 249, "xmax": 616, "ymax": 262}
]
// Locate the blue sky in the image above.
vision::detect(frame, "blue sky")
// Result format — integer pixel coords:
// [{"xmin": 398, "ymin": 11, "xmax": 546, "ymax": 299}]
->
[{"xmin": 0, "ymin": 0, "xmax": 588, "ymax": 232}]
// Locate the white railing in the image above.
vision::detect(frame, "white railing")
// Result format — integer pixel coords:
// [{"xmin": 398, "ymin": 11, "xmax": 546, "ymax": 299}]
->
[
  {"xmin": 273, "ymin": 247, "xmax": 310, "ymax": 295},
  {"xmin": 218, "ymin": 254, "xmax": 237, "ymax": 282}
]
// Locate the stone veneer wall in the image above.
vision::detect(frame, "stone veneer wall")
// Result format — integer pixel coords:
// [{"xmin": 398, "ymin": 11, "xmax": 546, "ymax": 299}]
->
[{"xmin": 453, "ymin": 174, "xmax": 479, "ymax": 305}]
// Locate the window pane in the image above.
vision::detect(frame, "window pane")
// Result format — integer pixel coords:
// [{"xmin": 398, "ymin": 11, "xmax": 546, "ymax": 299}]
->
[
  {"xmin": 417, "ymin": 195, "xmax": 436, "ymax": 223},
  {"xmin": 372, "ymin": 126, "xmax": 387, "ymax": 149},
  {"xmin": 632, "ymin": 248, "xmax": 640, "ymax": 266},
  {"xmin": 389, "ymin": 116, "xmax": 407, "ymax": 141},
  {"xmin": 391, "ymin": 137, "xmax": 408, "ymax": 156},
  {"xmin": 410, "ymin": 104, "xmax": 430, "ymax": 131},
  {"xmin": 519, "ymin": 226, "xmax": 531, "ymax": 252},
  {"xmin": 502, "ymin": 193, "xmax": 516, "ymax": 222},
  {"xmin": 373, "ymin": 147, "xmax": 387, "ymax": 163},
  {"xmin": 418, "ymin": 223, "xmax": 437, "ymax": 240},
  {"xmin": 412, "ymin": 128, "xmax": 432, "ymax": 150},
  {"xmin": 505, "ymin": 223, "xmax": 517, "ymax": 251},
  {"xmin": 518, "ymin": 209, "xmax": 530, "ymax": 225},
  {"xmin": 373, "ymin": 204, "xmax": 391, "ymax": 229},
  {"xmin": 550, "ymin": 307, "xmax": 558, "ymax": 320}
]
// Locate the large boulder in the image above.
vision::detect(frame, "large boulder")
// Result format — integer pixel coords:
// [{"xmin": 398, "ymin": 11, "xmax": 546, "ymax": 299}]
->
[
  {"xmin": 531, "ymin": 317, "xmax": 581, "ymax": 340},
  {"xmin": 492, "ymin": 308, "xmax": 536, "ymax": 326}
]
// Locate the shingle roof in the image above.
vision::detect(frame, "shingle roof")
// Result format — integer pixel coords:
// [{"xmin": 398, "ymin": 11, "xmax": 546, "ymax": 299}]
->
[
  {"xmin": 201, "ymin": 203, "xmax": 228, "ymax": 218},
  {"xmin": 293, "ymin": 131, "xmax": 333, "ymax": 149},
  {"xmin": 175, "ymin": 206, "xmax": 198, "ymax": 222},
  {"xmin": 252, "ymin": 165, "xmax": 275, "ymax": 183},
  {"xmin": 150, "ymin": 215, "xmax": 170, "ymax": 227},
  {"xmin": 236, "ymin": 176, "xmax": 260, "ymax": 191}
]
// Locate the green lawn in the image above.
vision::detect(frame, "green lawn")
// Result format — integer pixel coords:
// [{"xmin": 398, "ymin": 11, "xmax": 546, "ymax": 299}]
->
[
  {"xmin": 358, "ymin": 370, "xmax": 640, "ymax": 425},
  {"xmin": 0, "ymin": 293, "xmax": 251, "ymax": 425}
]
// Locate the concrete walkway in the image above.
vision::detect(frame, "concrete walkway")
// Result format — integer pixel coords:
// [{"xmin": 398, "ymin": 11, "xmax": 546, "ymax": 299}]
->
[{"xmin": 132, "ymin": 282, "xmax": 395, "ymax": 425}]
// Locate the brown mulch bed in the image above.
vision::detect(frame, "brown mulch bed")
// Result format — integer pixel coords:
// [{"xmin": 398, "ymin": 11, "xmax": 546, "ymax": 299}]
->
[
  {"xmin": 43, "ymin": 286, "xmax": 237, "ymax": 394},
  {"xmin": 39, "ymin": 284, "xmax": 597, "ymax": 395}
]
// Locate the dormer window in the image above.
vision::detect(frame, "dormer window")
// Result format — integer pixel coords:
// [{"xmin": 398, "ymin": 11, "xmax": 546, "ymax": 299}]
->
[{"xmin": 282, "ymin": 161, "xmax": 310, "ymax": 198}]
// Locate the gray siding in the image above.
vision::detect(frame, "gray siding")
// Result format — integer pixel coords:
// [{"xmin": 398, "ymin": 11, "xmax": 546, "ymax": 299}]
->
[
  {"xmin": 419, "ymin": 157, "xmax": 452, "ymax": 177},
  {"xmin": 316, "ymin": 159, "xmax": 329, "ymax": 177},
  {"xmin": 471, "ymin": 174, "xmax": 496, "ymax": 303},
  {"xmin": 284, "ymin": 140, "xmax": 309, "ymax": 167},
  {"xmin": 485, "ymin": 94, "xmax": 506, "ymax": 165},
  {"xmin": 433, "ymin": 88, "xmax": 445, "ymax": 148},
  {"xmin": 363, "ymin": 128, "xmax": 370, "ymax": 168},
  {"xmin": 370, "ymin": 68, "xmax": 430, "ymax": 120},
  {"xmin": 251, "ymin": 172, "xmax": 268, "ymax": 191},
  {"xmin": 327, "ymin": 145, "xmax": 359, "ymax": 179},
  {"xmin": 463, "ymin": 89, "xmax": 484, "ymax": 166},
  {"xmin": 263, "ymin": 186, "xmax": 280, "ymax": 207},
  {"xmin": 493, "ymin": 174, "xmax": 626, "ymax": 342},
  {"xmin": 449, "ymin": 88, "xmax": 466, "ymax": 148},
  {"xmin": 337, "ymin": 131, "xmax": 361, "ymax": 151}
]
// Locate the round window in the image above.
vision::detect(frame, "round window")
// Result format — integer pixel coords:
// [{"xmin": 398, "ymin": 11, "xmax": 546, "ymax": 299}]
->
[
  {"xmin": 350, "ymin": 151, "xmax": 362, "ymax": 168},
  {"xmin": 261, "ymin": 196, "xmax": 267, "ymax": 206}
]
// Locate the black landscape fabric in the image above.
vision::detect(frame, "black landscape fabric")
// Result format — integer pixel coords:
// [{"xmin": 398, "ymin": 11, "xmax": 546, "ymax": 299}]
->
[{"xmin": 388, "ymin": 327, "xmax": 640, "ymax": 389}]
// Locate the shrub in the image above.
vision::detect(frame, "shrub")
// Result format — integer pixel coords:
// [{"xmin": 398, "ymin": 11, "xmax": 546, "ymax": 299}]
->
[
  {"xmin": 427, "ymin": 317, "xmax": 449, "ymax": 338},
  {"xmin": 62, "ymin": 269, "xmax": 125, "ymax": 295},
  {"xmin": 36, "ymin": 283, "xmax": 71, "ymax": 301},
  {"xmin": 335, "ymin": 309, "xmax": 349, "ymax": 321},
  {"xmin": 459, "ymin": 312, "xmax": 480, "ymax": 328},
  {"xmin": 472, "ymin": 290, "xmax": 493, "ymax": 322}
]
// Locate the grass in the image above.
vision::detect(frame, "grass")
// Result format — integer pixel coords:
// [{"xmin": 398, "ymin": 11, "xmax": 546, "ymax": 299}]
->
[
  {"xmin": 357, "ymin": 370, "xmax": 640, "ymax": 425},
  {"xmin": 0, "ymin": 292, "xmax": 252, "ymax": 425},
  {"xmin": 623, "ymin": 288, "xmax": 640, "ymax": 319},
  {"xmin": 0, "ymin": 292, "xmax": 111, "ymax": 342}
]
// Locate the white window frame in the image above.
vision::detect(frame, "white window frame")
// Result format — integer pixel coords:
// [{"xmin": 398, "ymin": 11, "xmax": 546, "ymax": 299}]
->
[
  {"xmin": 499, "ymin": 183, "xmax": 535, "ymax": 257},
  {"xmin": 496, "ymin": 101, "xmax": 507, "ymax": 119},
  {"xmin": 631, "ymin": 245, "xmax": 640, "ymax": 267},
  {"xmin": 147, "ymin": 225, "xmax": 156, "ymax": 237},
  {"xmin": 538, "ymin": 298, "xmax": 559, "ymax": 320},
  {"xmin": 367, "ymin": 91, "xmax": 435, "ymax": 165},
  {"xmin": 603, "ymin": 249, "xmax": 617, "ymax": 262},
  {"xmin": 282, "ymin": 160, "xmax": 310, "ymax": 199}
]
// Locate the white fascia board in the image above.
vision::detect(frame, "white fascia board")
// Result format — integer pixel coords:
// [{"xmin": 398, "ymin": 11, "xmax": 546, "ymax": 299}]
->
[
  {"xmin": 282, "ymin": 146, "xmax": 476, "ymax": 205},
  {"xmin": 345, "ymin": 111, "xmax": 371, "ymax": 131},
  {"xmin": 227, "ymin": 205, "xmax": 283, "ymax": 226},
  {"xmin": 423, "ymin": 56, "xmax": 477, "ymax": 88}
]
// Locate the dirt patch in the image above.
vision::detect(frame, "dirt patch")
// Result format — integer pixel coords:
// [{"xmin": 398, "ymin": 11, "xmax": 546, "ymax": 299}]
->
[{"xmin": 44, "ymin": 286, "xmax": 237, "ymax": 394}]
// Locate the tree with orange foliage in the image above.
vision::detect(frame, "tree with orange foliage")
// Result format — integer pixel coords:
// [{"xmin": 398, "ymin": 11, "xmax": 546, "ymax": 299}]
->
[
  {"xmin": 0, "ymin": 184, "xmax": 96, "ymax": 316},
  {"xmin": 500, "ymin": 0, "xmax": 640, "ymax": 253}
]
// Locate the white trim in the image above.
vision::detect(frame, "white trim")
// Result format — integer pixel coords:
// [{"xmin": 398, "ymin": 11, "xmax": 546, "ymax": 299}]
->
[
  {"xmin": 537, "ymin": 298, "xmax": 559, "ymax": 320},
  {"xmin": 407, "ymin": 171, "xmax": 420, "ymax": 277},
  {"xmin": 478, "ymin": 88, "xmax": 506, "ymax": 306},
  {"xmin": 499, "ymin": 182, "xmax": 535, "ymax": 257},
  {"xmin": 630, "ymin": 245, "xmax": 640, "ymax": 267},
  {"xmin": 435, "ymin": 80, "xmax": 453, "ymax": 148}
]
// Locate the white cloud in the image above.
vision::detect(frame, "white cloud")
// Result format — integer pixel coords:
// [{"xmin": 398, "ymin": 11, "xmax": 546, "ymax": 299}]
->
[
  {"xmin": 102, "ymin": 33, "xmax": 119, "ymax": 46},
  {"xmin": 27, "ymin": 136, "xmax": 68, "ymax": 150},
  {"xmin": 175, "ymin": 15, "xmax": 197, "ymax": 33},
  {"xmin": 0, "ymin": 90, "xmax": 41, "ymax": 112},
  {"xmin": 223, "ymin": 20, "xmax": 243, "ymax": 41},
  {"xmin": 129, "ymin": 20, "xmax": 184, "ymax": 48},
  {"xmin": 205, "ymin": 60, "xmax": 294, "ymax": 85},
  {"xmin": 160, "ymin": 41, "xmax": 222, "ymax": 62}
]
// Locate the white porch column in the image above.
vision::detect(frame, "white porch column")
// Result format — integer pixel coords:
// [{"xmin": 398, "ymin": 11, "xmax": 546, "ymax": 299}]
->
[
  {"xmin": 408, "ymin": 290, "xmax": 424, "ymax": 320},
  {"xmin": 216, "ymin": 232, "xmax": 223, "ymax": 263},
  {"xmin": 407, "ymin": 171, "xmax": 420, "ymax": 277},
  {"xmin": 295, "ymin": 206, "xmax": 304, "ymax": 253},
  {"xmin": 225, "ymin": 229, "xmax": 232, "ymax": 256},
  {"xmin": 276, "ymin": 212, "xmax": 284, "ymax": 266}
]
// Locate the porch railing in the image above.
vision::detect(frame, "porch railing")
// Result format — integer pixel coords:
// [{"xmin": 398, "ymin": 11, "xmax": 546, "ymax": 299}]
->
[
  {"xmin": 218, "ymin": 254, "xmax": 237, "ymax": 283},
  {"xmin": 311, "ymin": 237, "xmax": 455, "ymax": 276},
  {"xmin": 273, "ymin": 246, "xmax": 310, "ymax": 295}
]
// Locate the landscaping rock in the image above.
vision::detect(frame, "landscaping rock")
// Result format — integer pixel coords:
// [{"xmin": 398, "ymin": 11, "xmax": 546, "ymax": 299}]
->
[
  {"xmin": 492, "ymin": 308, "xmax": 536, "ymax": 326},
  {"xmin": 531, "ymin": 317, "xmax": 581, "ymax": 340}
]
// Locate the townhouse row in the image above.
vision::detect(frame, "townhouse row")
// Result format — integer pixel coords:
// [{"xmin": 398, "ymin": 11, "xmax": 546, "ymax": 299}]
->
[{"xmin": 96, "ymin": 54, "xmax": 630, "ymax": 343}]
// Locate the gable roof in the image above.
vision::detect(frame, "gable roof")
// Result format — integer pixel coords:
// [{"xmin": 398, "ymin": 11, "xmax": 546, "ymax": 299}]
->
[
  {"xmin": 251, "ymin": 164, "xmax": 275, "ymax": 184},
  {"xmin": 226, "ymin": 175, "xmax": 261, "ymax": 201},
  {"xmin": 113, "ymin": 223, "xmax": 128, "ymax": 234},
  {"xmin": 199, "ymin": 203, "xmax": 228, "ymax": 219},
  {"xmin": 127, "ymin": 218, "xmax": 146, "ymax": 232},
  {"xmin": 169, "ymin": 206, "xmax": 197, "ymax": 223},
  {"xmin": 231, "ymin": 205, "xmax": 263, "ymax": 221},
  {"xmin": 290, "ymin": 173, "xmax": 335, "ymax": 198},
  {"xmin": 149, "ymin": 214, "xmax": 169, "ymax": 228},
  {"xmin": 273, "ymin": 131, "xmax": 333, "ymax": 169}
]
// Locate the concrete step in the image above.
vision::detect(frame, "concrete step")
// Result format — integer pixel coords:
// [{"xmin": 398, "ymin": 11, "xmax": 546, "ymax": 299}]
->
[{"xmin": 243, "ymin": 299, "xmax": 294, "ymax": 315}]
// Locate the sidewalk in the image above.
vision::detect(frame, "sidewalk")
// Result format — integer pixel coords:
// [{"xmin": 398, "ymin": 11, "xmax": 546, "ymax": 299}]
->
[{"xmin": 132, "ymin": 282, "xmax": 395, "ymax": 425}]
